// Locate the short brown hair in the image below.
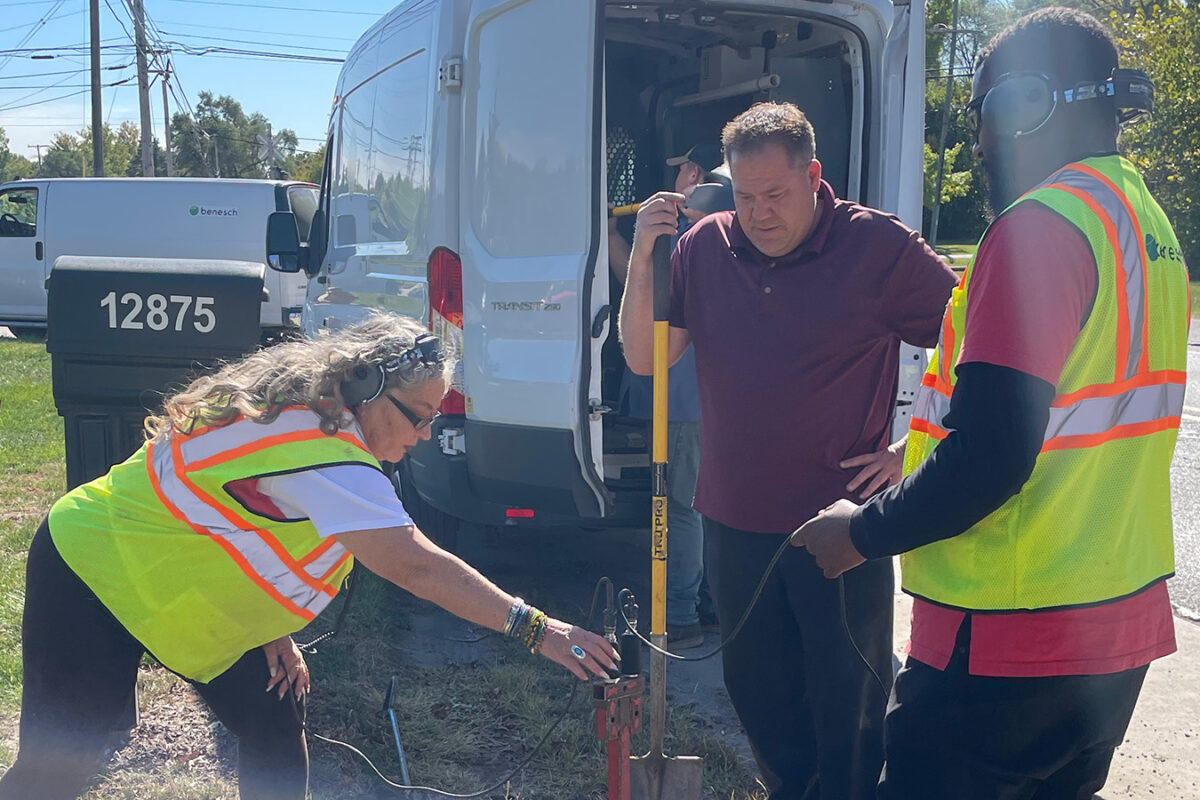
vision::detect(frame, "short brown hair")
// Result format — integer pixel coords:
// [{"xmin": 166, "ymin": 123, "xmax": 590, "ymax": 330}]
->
[{"xmin": 721, "ymin": 102, "xmax": 816, "ymax": 165}]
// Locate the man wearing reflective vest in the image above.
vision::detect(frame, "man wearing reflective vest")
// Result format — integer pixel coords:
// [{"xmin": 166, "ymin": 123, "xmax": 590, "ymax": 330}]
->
[{"xmin": 791, "ymin": 8, "xmax": 1189, "ymax": 798}]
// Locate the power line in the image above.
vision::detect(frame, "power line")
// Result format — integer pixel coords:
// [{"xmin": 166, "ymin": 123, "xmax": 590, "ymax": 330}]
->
[
  {"xmin": 0, "ymin": 86, "xmax": 87, "ymax": 112},
  {"xmin": 158, "ymin": 29, "xmax": 351, "ymax": 55},
  {"xmin": 166, "ymin": 42, "xmax": 344, "ymax": 63},
  {"xmin": 153, "ymin": 17, "xmax": 357, "ymax": 42},
  {"xmin": 161, "ymin": 0, "xmax": 384, "ymax": 15},
  {"xmin": 0, "ymin": 8, "xmax": 82, "ymax": 33},
  {"xmin": 0, "ymin": 0, "xmax": 66, "ymax": 74}
]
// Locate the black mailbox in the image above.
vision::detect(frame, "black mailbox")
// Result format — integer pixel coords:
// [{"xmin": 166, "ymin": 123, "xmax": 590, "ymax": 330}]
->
[{"xmin": 47, "ymin": 256, "xmax": 265, "ymax": 489}]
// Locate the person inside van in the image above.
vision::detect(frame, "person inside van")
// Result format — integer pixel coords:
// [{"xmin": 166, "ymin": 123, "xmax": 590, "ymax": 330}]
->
[
  {"xmin": 619, "ymin": 103, "xmax": 957, "ymax": 799},
  {"xmin": 607, "ymin": 142, "xmax": 730, "ymax": 650},
  {"xmin": 1, "ymin": 312, "xmax": 618, "ymax": 800}
]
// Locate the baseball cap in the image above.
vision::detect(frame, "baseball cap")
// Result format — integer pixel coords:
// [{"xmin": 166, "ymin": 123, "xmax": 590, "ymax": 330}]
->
[{"xmin": 665, "ymin": 143, "xmax": 724, "ymax": 173}]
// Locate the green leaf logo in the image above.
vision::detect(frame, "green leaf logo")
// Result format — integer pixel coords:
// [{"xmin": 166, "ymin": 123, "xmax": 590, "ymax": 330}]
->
[{"xmin": 189, "ymin": 205, "xmax": 199, "ymax": 216}]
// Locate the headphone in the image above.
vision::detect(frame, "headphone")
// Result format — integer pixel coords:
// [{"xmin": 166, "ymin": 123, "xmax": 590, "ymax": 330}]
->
[
  {"xmin": 971, "ymin": 68, "xmax": 1154, "ymax": 139},
  {"xmin": 340, "ymin": 333, "xmax": 445, "ymax": 409}
]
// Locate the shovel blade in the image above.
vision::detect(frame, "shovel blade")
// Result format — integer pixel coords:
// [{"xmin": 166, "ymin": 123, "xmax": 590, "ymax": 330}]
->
[{"xmin": 629, "ymin": 752, "xmax": 704, "ymax": 800}]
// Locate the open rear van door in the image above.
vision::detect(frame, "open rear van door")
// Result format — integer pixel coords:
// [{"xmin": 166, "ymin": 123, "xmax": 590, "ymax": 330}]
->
[
  {"xmin": 879, "ymin": 0, "xmax": 930, "ymax": 440},
  {"xmin": 458, "ymin": 0, "xmax": 608, "ymax": 518}
]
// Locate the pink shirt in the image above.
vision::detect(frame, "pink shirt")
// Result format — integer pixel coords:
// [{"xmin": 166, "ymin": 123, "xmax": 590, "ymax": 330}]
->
[{"xmin": 909, "ymin": 202, "xmax": 1177, "ymax": 677}]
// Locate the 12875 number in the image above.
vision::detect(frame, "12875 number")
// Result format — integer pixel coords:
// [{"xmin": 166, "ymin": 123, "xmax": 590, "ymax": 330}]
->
[{"xmin": 99, "ymin": 291, "xmax": 217, "ymax": 333}]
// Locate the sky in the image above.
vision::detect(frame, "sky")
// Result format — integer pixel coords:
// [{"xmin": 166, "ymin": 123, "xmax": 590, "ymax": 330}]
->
[{"xmin": 0, "ymin": 0, "xmax": 400, "ymax": 159}]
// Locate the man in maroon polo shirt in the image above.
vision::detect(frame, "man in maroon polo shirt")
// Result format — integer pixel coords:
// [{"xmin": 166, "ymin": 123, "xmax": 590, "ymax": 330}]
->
[{"xmin": 618, "ymin": 102, "xmax": 956, "ymax": 799}]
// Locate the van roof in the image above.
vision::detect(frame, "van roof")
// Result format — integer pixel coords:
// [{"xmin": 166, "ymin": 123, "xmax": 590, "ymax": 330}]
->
[{"xmin": 0, "ymin": 178, "xmax": 312, "ymax": 188}]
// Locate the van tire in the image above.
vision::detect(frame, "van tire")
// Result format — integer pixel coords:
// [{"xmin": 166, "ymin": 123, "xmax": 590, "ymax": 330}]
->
[{"xmin": 392, "ymin": 463, "xmax": 460, "ymax": 552}]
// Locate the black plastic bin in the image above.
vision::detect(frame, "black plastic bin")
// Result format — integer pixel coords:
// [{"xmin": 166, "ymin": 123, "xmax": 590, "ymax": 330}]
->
[{"xmin": 46, "ymin": 256, "xmax": 266, "ymax": 489}]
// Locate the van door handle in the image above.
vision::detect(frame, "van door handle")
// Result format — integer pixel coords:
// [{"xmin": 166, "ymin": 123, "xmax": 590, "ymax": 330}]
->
[
  {"xmin": 591, "ymin": 304, "xmax": 611, "ymax": 338},
  {"xmin": 35, "ymin": 241, "xmax": 43, "ymax": 261}
]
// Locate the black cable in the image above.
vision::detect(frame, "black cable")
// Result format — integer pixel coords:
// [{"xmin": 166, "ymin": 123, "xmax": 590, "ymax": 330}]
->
[
  {"xmin": 617, "ymin": 534, "xmax": 893, "ymax": 701},
  {"xmin": 298, "ymin": 576, "xmax": 613, "ymax": 797},
  {"xmin": 618, "ymin": 532, "xmax": 797, "ymax": 663}
]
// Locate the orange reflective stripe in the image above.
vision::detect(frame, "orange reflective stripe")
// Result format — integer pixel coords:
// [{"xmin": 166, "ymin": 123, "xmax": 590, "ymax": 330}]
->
[
  {"xmin": 298, "ymin": 536, "xmax": 338, "ymax": 568},
  {"xmin": 155, "ymin": 440, "xmax": 316, "ymax": 622},
  {"xmin": 172, "ymin": 438, "xmax": 340, "ymax": 600},
  {"xmin": 1043, "ymin": 180, "xmax": 1130, "ymax": 381},
  {"xmin": 1053, "ymin": 369, "xmax": 1186, "ymax": 406},
  {"xmin": 910, "ymin": 418, "xmax": 948, "ymax": 440},
  {"xmin": 186, "ymin": 429, "xmax": 366, "ymax": 473},
  {"xmin": 1042, "ymin": 416, "xmax": 1180, "ymax": 452},
  {"xmin": 1071, "ymin": 162, "xmax": 1153, "ymax": 375}
]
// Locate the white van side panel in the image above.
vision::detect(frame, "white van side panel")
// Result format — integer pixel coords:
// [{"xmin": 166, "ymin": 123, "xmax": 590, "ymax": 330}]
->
[
  {"xmin": 460, "ymin": 0, "xmax": 598, "ymax": 430},
  {"xmin": 33, "ymin": 180, "xmax": 304, "ymax": 328}
]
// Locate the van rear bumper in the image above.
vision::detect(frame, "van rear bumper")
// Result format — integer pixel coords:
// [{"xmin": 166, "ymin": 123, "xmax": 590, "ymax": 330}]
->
[{"xmin": 405, "ymin": 417, "xmax": 650, "ymax": 529}]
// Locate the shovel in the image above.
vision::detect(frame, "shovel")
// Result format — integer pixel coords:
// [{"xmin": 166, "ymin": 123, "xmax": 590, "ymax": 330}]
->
[{"xmin": 629, "ymin": 235, "xmax": 704, "ymax": 800}]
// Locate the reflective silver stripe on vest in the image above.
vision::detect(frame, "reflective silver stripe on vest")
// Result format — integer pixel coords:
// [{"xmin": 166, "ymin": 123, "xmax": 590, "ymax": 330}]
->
[
  {"xmin": 912, "ymin": 383, "xmax": 951, "ymax": 430},
  {"xmin": 179, "ymin": 407, "xmax": 356, "ymax": 466},
  {"xmin": 1044, "ymin": 381, "xmax": 1184, "ymax": 443},
  {"xmin": 1044, "ymin": 168, "xmax": 1147, "ymax": 381},
  {"xmin": 151, "ymin": 434, "xmax": 335, "ymax": 617},
  {"xmin": 304, "ymin": 541, "xmax": 350, "ymax": 582}
]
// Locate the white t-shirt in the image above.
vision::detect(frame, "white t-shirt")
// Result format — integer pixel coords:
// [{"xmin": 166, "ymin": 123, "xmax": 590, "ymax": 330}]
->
[{"xmin": 257, "ymin": 465, "xmax": 414, "ymax": 537}]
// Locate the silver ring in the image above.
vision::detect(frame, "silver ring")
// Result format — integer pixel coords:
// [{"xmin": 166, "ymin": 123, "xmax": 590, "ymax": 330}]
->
[{"xmin": 571, "ymin": 645, "xmax": 586, "ymax": 660}]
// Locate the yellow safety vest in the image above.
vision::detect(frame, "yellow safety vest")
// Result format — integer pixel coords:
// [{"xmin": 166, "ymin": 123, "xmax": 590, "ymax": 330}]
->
[
  {"xmin": 49, "ymin": 407, "xmax": 380, "ymax": 682},
  {"xmin": 902, "ymin": 156, "xmax": 1189, "ymax": 611}
]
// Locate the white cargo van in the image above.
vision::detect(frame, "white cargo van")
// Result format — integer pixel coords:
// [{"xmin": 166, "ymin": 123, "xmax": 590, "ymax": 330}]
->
[
  {"xmin": 267, "ymin": 0, "xmax": 927, "ymax": 541},
  {"xmin": 0, "ymin": 178, "xmax": 318, "ymax": 335}
]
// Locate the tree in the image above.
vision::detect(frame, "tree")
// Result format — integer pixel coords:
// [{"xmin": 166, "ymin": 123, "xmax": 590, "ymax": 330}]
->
[
  {"xmin": 287, "ymin": 143, "xmax": 325, "ymax": 185},
  {"xmin": 33, "ymin": 122, "xmax": 159, "ymax": 178},
  {"xmin": 0, "ymin": 128, "xmax": 34, "ymax": 182},
  {"xmin": 1107, "ymin": 0, "xmax": 1200, "ymax": 276},
  {"xmin": 170, "ymin": 92, "xmax": 298, "ymax": 179}
]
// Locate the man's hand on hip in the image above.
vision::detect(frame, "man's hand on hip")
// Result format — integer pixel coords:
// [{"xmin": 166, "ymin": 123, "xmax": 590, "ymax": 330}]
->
[{"xmin": 791, "ymin": 499, "xmax": 866, "ymax": 578}]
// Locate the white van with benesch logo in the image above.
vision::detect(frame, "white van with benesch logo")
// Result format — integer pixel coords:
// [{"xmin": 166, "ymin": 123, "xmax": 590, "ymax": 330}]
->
[
  {"xmin": 0, "ymin": 178, "xmax": 318, "ymax": 336},
  {"xmin": 266, "ymin": 0, "xmax": 928, "ymax": 544}
]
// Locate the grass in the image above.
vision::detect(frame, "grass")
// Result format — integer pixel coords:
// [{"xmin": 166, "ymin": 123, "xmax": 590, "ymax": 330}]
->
[{"xmin": 0, "ymin": 338, "xmax": 766, "ymax": 799}]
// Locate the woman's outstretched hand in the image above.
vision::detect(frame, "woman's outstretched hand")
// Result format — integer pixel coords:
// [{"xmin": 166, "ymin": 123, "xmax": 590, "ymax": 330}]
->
[{"xmin": 538, "ymin": 619, "xmax": 620, "ymax": 680}]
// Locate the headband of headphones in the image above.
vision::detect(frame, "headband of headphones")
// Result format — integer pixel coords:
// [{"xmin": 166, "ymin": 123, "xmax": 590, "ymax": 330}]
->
[
  {"xmin": 341, "ymin": 333, "xmax": 445, "ymax": 409},
  {"xmin": 974, "ymin": 68, "xmax": 1154, "ymax": 139}
]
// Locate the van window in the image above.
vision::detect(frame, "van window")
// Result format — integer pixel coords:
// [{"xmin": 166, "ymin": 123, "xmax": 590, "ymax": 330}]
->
[
  {"xmin": 287, "ymin": 186, "xmax": 318, "ymax": 243},
  {"xmin": 467, "ymin": 1, "xmax": 592, "ymax": 258},
  {"xmin": 0, "ymin": 188, "xmax": 37, "ymax": 237},
  {"xmin": 364, "ymin": 47, "xmax": 430, "ymax": 248}
]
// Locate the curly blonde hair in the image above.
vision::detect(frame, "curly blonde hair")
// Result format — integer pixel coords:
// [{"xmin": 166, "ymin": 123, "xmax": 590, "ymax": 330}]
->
[{"xmin": 144, "ymin": 312, "xmax": 457, "ymax": 440}]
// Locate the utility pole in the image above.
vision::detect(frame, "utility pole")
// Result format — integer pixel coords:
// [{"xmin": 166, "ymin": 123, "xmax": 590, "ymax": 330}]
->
[
  {"xmin": 89, "ymin": 0, "xmax": 104, "ymax": 176},
  {"xmin": 928, "ymin": 0, "xmax": 961, "ymax": 248},
  {"xmin": 27, "ymin": 144, "xmax": 45, "ymax": 172},
  {"xmin": 160, "ymin": 57, "xmax": 174, "ymax": 176},
  {"xmin": 132, "ymin": 0, "xmax": 155, "ymax": 177}
]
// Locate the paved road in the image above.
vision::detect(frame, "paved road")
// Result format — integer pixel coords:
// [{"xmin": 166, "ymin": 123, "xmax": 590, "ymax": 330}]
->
[{"xmin": 1167, "ymin": 327, "xmax": 1200, "ymax": 620}]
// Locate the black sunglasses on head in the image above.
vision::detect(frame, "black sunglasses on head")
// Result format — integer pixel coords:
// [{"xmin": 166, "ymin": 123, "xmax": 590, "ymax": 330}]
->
[{"xmin": 384, "ymin": 394, "xmax": 441, "ymax": 430}]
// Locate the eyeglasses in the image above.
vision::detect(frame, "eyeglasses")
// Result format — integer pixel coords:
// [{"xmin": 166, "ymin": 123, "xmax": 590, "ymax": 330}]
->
[{"xmin": 384, "ymin": 394, "xmax": 440, "ymax": 431}]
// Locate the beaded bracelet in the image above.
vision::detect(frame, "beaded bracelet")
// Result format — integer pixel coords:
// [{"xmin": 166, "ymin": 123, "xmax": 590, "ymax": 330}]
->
[
  {"xmin": 525, "ymin": 611, "xmax": 548, "ymax": 654},
  {"xmin": 503, "ymin": 597, "xmax": 525, "ymax": 637}
]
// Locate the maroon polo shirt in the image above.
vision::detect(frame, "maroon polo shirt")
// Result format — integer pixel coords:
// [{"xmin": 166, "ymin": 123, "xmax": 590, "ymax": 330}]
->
[{"xmin": 669, "ymin": 180, "xmax": 957, "ymax": 533}]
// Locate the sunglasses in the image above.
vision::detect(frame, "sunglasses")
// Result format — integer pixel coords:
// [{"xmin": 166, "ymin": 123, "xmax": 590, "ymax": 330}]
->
[{"xmin": 384, "ymin": 393, "xmax": 441, "ymax": 431}]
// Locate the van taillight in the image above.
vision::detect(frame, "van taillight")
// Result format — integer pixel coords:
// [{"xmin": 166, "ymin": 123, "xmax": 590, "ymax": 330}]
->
[{"xmin": 429, "ymin": 246, "xmax": 465, "ymax": 415}]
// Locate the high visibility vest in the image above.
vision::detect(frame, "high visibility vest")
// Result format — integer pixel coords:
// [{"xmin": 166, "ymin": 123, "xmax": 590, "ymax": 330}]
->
[
  {"xmin": 901, "ymin": 156, "xmax": 1189, "ymax": 611},
  {"xmin": 49, "ymin": 407, "xmax": 381, "ymax": 682}
]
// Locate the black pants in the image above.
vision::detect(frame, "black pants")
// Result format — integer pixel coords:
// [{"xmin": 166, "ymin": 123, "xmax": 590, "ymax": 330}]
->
[
  {"xmin": 879, "ymin": 618, "xmax": 1148, "ymax": 800},
  {"xmin": 705, "ymin": 516, "xmax": 894, "ymax": 800},
  {"xmin": 0, "ymin": 519, "xmax": 308, "ymax": 800}
]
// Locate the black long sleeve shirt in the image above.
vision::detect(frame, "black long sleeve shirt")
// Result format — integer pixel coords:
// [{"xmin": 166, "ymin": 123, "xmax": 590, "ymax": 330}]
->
[{"xmin": 849, "ymin": 362, "xmax": 1056, "ymax": 559}]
